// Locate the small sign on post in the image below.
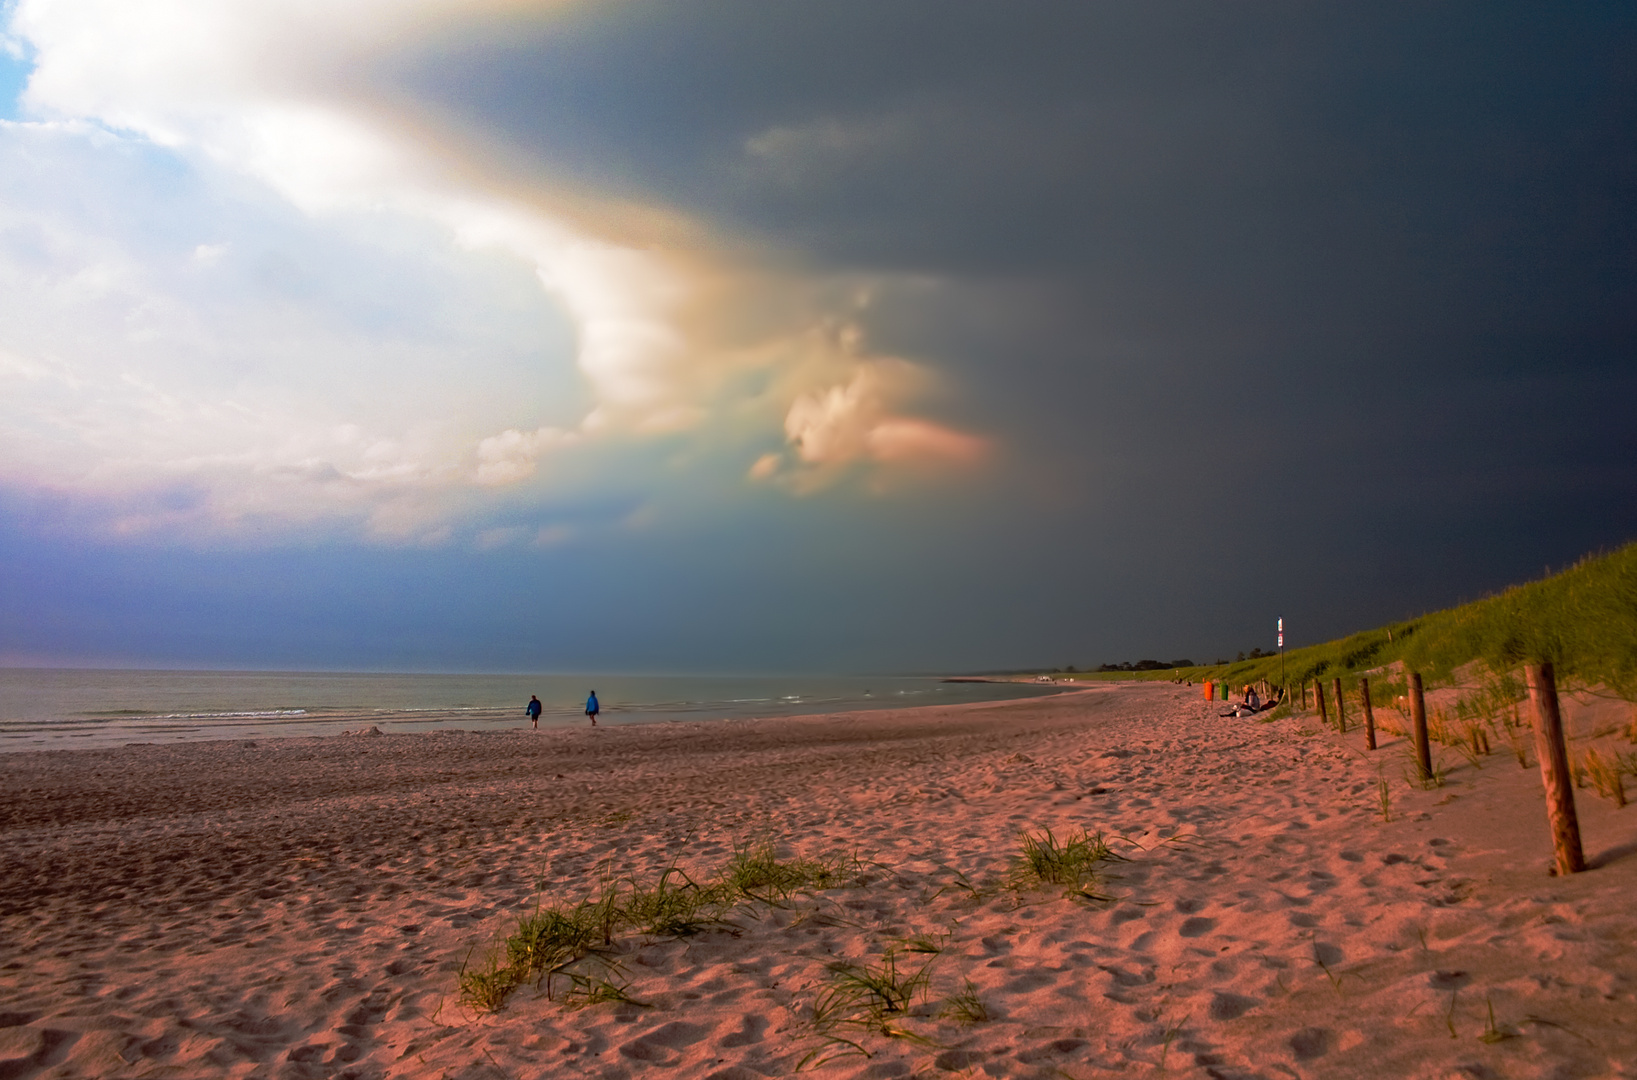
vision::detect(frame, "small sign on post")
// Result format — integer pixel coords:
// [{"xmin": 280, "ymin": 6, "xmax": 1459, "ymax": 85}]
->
[{"xmin": 1277, "ymin": 617, "xmax": 1285, "ymax": 695}]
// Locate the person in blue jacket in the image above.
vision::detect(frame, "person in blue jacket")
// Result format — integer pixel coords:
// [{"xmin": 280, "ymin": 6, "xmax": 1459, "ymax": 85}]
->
[
  {"xmin": 526, "ymin": 695, "xmax": 542, "ymax": 729},
  {"xmin": 585, "ymin": 690, "xmax": 600, "ymax": 727}
]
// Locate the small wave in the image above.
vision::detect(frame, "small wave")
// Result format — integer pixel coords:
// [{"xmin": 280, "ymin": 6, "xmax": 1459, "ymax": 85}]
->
[
  {"xmin": 146, "ymin": 709, "xmax": 309, "ymax": 720},
  {"xmin": 371, "ymin": 706, "xmax": 488, "ymax": 714}
]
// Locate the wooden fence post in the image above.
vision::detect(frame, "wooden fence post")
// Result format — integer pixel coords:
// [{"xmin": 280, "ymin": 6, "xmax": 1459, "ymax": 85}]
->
[
  {"xmin": 1314, "ymin": 681, "xmax": 1329, "ymax": 727},
  {"xmin": 1409, "ymin": 672, "xmax": 1432, "ymax": 782},
  {"xmin": 1332, "ymin": 677, "xmax": 1347, "ymax": 733},
  {"xmin": 1526, "ymin": 663, "xmax": 1586, "ymax": 876},
  {"xmin": 1359, "ymin": 677, "xmax": 1376, "ymax": 750}
]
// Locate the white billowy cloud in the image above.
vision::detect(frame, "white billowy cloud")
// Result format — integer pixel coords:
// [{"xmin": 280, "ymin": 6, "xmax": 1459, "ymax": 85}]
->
[
  {"xmin": 749, "ymin": 336, "xmax": 987, "ymax": 492},
  {"xmin": 474, "ymin": 425, "xmax": 578, "ymax": 487},
  {"xmin": 0, "ymin": 0, "xmax": 984, "ymax": 540}
]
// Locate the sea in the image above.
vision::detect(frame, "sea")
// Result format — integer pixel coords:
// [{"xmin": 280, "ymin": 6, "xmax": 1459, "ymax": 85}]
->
[{"xmin": 0, "ymin": 669, "xmax": 1067, "ymax": 753}]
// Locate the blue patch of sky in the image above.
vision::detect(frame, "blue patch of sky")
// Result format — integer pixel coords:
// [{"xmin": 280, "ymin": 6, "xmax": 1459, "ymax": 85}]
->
[{"xmin": 0, "ymin": 37, "xmax": 33, "ymax": 121}]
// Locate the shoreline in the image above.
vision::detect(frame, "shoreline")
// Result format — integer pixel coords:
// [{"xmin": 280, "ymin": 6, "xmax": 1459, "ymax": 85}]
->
[
  {"xmin": 0, "ymin": 672, "xmax": 1074, "ymax": 755},
  {"xmin": 2, "ymin": 682, "xmax": 1633, "ymax": 1078}
]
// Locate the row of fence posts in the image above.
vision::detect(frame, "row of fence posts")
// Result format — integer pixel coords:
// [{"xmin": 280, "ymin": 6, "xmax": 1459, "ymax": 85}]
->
[{"xmin": 1212, "ymin": 662, "xmax": 1584, "ymax": 876}]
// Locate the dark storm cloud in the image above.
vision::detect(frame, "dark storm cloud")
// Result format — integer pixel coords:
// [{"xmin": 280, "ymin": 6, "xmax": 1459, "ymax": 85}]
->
[
  {"xmin": 388, "ymin": 0, "xmax": 1637, "ymax": 659},
  {"xmin": 408, "ymin": 2, "xmax": 1633, "ymax": 315},
  {"xmin": 397, "ymin": 0, "xmax": 1637, "ymax": 420}
]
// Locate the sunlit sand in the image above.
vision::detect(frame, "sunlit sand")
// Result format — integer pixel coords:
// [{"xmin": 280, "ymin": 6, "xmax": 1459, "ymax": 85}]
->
[{"xmin": 1, "ymin": 683, "xmax": 1633, "ymax": 1077}]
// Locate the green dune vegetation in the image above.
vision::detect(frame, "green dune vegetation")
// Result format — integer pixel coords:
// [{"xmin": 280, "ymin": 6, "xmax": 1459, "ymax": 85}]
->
[
  {"xmin": 1054, "ymin": 541, "xmax": 1637, "ymax": 706},
  {"xmin": 1051, "ymin": 543, "xmax": 1637, "ymax": 808}
]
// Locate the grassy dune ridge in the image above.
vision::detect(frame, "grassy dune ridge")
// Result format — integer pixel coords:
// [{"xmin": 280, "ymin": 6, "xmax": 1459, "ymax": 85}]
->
[{"xmin": 1054, "ymin": 541, "xmax": 1637, "ymax": 701}]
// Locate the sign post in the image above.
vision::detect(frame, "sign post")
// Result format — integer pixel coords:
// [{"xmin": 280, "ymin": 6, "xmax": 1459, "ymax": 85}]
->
[{"xmin": 1277, "ymin": 618, "xmax": 1285, "ymax": 698}]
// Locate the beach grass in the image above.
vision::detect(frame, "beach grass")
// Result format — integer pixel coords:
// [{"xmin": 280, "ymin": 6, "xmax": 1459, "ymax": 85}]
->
[
  {"xmin": 506, "ymin": 903, "xmax": 599, "ymax": 975},
  {"xmin": 1009, "ymin": 827, "xmax": 1121, "ymax": 898},
  {"xmin": 720, "ymin": 840, "xmax": 852, "ymax": 904},
  {"xmin": 1580, "ymin": 747, "xmax": 1628, "ymax": 807},
  {"xmin": 802, "ymin": 944, "xmax": 941, "ymax": 1065},
  {"xmin": 456, "ymin": 948, "xmax": 521, "ymax": 1013},
  {"xmin": 563, "ymin": 964, "xmax": 648, "ymax": 1009},
  {"xmin": 892, "ymin": 930, "xmax": 949, "ymax": 956},
  {"xmin": 619, "ymin": 865, "xmax": 729, "ymax": 936},
  {"xmin": 820, "ymin": 947, "xmax": 934, "ymax": 1021},
  {"xmin": 1046, "ymin": 542, "xmax": 1637, "ymax": 705},
  {"xmin": 459, "ymin": 844, "xmax": 863, "ymax": 1012},
  {"xmin": 939, "ymin": 979, "xmax": 990, "ymax": 1025}
]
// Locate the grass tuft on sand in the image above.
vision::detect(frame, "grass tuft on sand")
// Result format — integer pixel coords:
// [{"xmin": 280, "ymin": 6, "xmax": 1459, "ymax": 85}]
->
[
  {"xmin": 458, "ymin": 844, "xmax": 860, "ymax": 1013},
  {"xmin": 721, "ymin": 840, "xmax": 853, "ymax": 904},
  {"xmin": 802, "ymin": 946, "xmax": 941, "ymax": 1067},
  {"xmin": 1009, "ymin": 827, "xmax": 1122, "ymax": 897}
]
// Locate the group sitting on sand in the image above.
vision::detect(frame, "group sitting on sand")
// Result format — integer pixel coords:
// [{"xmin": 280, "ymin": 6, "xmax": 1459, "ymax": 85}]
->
[{"xmin": 1221, "ymin": 684, "xmax": 1280, "ymax": 718}]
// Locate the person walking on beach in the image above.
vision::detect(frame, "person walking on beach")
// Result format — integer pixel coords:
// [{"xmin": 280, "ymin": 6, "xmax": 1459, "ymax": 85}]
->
[
  {"xmin": 585, "ymin": 690, "xmax": 600, "ymax": 727},
  {"xmin": 526, "ymin": 695, "xmax": 542, "ymax": 729}
]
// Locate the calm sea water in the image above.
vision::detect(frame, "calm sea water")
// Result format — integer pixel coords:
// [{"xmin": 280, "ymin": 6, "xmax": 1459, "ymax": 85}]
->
[{"xmin": 0, "ymin": 670, "xmax": 1065, "ymax": 752}]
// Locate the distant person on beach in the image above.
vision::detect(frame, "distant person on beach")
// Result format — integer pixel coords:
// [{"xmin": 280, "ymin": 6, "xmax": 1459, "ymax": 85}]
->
[
  {"xmin": 585, "ymin": 690, "xmax": 600, "ymax": 727},
  {"xmin": 1245, "ymin": 686, "xmax": 1260, "ymax": 710},
  {"xmin": 526, "ymin": 695, "xmax": 542, "ymax": 729}
]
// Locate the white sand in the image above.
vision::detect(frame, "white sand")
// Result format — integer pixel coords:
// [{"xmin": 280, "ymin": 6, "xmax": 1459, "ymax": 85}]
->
[{"xmin": 1, "ymin": 682, "xmax": 1633, "ymax": 1079}]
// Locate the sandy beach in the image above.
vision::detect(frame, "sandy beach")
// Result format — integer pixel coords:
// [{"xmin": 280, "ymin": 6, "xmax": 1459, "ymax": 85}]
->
[{"xmin": 1, "ymin": 682, "xmax": 1634, "ymax": 1079}]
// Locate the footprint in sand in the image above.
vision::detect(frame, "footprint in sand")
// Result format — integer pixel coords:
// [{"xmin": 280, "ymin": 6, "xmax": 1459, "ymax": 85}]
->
[
  {"xmin": 1288, "ymin": 1026, "xmax": 1333, "ymax": 1060},
  {"xmin": 1312, "ymin": 941, "xmax": 1344, "ymax": 967},
  {"xmin": 1004, "ymin": 969, "xmax": 1057, "ymax": 993},
  {"xmin": 0, "ymin": 1027, "xmax": 78, "ymax": 1074},
  {"xmin": 1016, "ymin": 1038, "xmax": 1087, "ymax": 1064},
  {"xmin": 1427, "ymin": 970, "xmax": 1470, "ymax": 990},
  {"xmin": 1208, "ymin": 991, "xmax": 1259, "ymax": 1020},
  {"xmin": 619, "ymin": 1020, "xmax": 710, "ymax": 1063},
  {"xmin": 702, "ymin": 1067, "xmax": 764, "ymax": 1080},
  {"xmin": 716, "ymin": 1014, "xmax": 767, "ymax": 1048}
]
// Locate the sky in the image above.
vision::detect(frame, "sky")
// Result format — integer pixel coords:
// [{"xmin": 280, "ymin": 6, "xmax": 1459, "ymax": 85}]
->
[{"xmin": 1, "ymin": 1, "xmax": 1634, "ymax": 674}]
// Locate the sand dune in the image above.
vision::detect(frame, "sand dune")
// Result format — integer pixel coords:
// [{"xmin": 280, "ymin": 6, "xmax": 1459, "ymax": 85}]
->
[{"xmin": 1, "ymin": 683, "xmax": 1633, "ymax": 1078}]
